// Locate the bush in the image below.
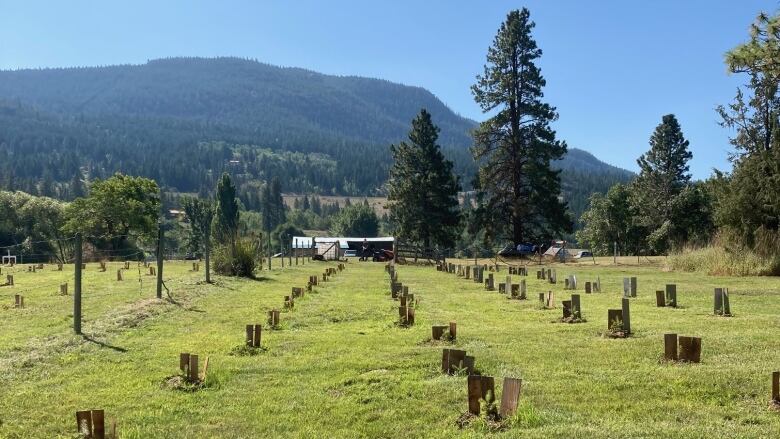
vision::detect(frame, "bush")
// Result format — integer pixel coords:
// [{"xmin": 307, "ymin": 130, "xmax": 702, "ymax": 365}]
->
[
  {"xmin": 667, "ymin": 245, "xmax": 780, "ymax": 276},
  {"xmin": 212, "ymin": 238, "xmax": 260, "ymax": 277}
]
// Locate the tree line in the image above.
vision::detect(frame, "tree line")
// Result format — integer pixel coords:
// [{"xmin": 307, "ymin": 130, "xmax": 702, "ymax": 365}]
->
[{"xmin": 577, "ymin": 11, "xmax": 779, "ymax": 264}]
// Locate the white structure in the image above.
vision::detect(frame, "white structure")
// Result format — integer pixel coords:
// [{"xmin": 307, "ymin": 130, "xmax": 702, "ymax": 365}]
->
[{"xmin": 2, "ymin": 249, "xmax": 16, "ymax": 265}]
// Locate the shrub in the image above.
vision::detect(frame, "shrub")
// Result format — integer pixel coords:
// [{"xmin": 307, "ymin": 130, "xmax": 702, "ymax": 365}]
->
[{"xmin": 212, "ymin": 238, "xmax": 260, "ymax": 277}]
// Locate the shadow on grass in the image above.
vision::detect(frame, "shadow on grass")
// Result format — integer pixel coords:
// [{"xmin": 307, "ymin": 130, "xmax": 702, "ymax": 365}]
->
[{"xmin": 81, "ymin": 335, "xmax": 128, "ymax": 353}]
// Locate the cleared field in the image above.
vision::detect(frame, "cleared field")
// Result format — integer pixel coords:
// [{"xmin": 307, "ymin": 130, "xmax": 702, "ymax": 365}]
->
[{"xmin": 1, "ymin": 260, "xmax": 780, "ymax": 438}]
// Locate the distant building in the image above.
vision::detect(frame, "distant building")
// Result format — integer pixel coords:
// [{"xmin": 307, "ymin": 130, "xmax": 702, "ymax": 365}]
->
[{"xmin": 291, "ymin": 236, "xmax": 394, "ymax": 260}]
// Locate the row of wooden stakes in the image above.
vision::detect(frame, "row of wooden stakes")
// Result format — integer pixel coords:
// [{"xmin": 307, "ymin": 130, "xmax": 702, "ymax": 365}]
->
[
  {"xmin": 387, "ymin": 265, "xmax": 417, "ymax": 326},
  {"xmin": 72, "ymin": 263, "xmax": 348, "ymax": 437}
]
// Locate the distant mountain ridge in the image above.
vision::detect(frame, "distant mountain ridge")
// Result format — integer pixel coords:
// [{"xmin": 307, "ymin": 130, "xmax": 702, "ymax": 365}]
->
[{"xmin": 0, "ymin": 57, "xmax": 633, "ymax": 219}]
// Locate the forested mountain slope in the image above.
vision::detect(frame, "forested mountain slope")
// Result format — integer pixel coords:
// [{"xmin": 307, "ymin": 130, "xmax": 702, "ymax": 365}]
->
[{"xmin": 0, "ymin": 57, "xmax": 633, "ymax": 218}]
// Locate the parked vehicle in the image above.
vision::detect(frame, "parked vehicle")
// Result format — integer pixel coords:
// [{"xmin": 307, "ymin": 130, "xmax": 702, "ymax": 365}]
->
[
  {"xmin": 498, "ymin": 242, "xmax": 538, "ymax": 257},
  {"xmin": 372, "ymin": 249, "xmax": 394, "ymax": 262}
]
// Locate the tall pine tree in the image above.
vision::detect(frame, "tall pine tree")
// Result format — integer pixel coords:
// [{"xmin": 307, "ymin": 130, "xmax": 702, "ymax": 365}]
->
[
  {"xmin": 471, "ymin": 8, "xmax": 571, "ymax": 246},
  {"xmin": 387, "ymin": 109, "xmax": 461, "ymax": 248},
  {"xmin": 715, "ymin": 11, "xmax": 780, "ymax": 254},
  {"xmin": 212, "ymin": 172, "xmax": 239, "ymax": 250},
  {"xmin": 633, "ymin": 114, "xmax": 693, "ymax": 253}
]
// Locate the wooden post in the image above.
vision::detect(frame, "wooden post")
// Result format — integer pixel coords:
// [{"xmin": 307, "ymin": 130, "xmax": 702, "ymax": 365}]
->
[
  {"xmin": 60, "ymin": 283, "xmax": 68, "ymax": 295},
  {"xmin": 180, "ymin": 353, "xmax": 190, "ymax": 375},
  {"xmin": 467, "ymin": 375, "xmax": 482, "ymax": 415},
  {"xmin": 267, "ymin": 232, "xmax": 272, "ymax": 270},
  {"xmin": 116, "ymin": 269, "xmax": 123, "ymax": 281},
  {"xmin": 621, "ymin": 298, "xmax": 631, "ymax": 335},
  {"xmin": 268, "ymin": 309, "xmax": 280, "ymax": 327},
  {"xmin": 246, "ymin": 325, "xmax": 254, "ymax": 347},
  {"xmin": 432, "ymin": 325, "xmax": 447, "ymax": 340},
  {"xmin": 585, "ymin": 282, "xmax": 592, "ymax": 294},
  {"xmin": 253, "ymin": 324, "xmax": 261, "ymax": 348},
  {"xmin": 622, "ymin": 278, "xmax": 630, "ymax": 297},
  {"xmin": 714, "ymin": 288, "xmax": 723, "ymax": 315},
  {"xmin": 630, "ymin": 277, "xmax": 637, "ymax": 297},
  {"xmin": 608, "ymin": 309, "xmax": 623, "ymax": 331},
  {"xmin": 665, "ymin": 284, "xmax": 677, "ymax": 307},
  {"xmin": 571, "ymin": 294, "xmax": 581, "ymax": 319},
  {"xmin": 664, "ymin": 333, "xmax": 678, "ymax": 361},
  {"xmin": 656, "ymin": 290, "xmax": 666, "ymax": 307},
  {"xmin": 500, "ymin": 377, "xmax": 522, "ymax": 417},
  {"xmin": 156, "ymin": 223, "xmax": 163, "ymax": 299},
  {"xmin": 295, "ymin": 239, "xmax": 299, "ymax": 265},
  {"xmin": 722, "ymin": 288, "xmax": 731, "ymax": 315},
  {"xmin": 449, "ymin": 321, "xmax": 457, "ymax": 339},
  {"xmin": 520, "ymin": 279, "xmax": 526, "ymax": 299},
  {"xmin": 562, "ymin": 300, "xmax": 572, "ymax": 319},
  {"xmin": 189, "ymin": 354, "xmax": 199, "ymax": 381},
  {"xmin": 678, "ymin": 336, "xmax": 701, "ymax": 363},
  {"xmin": 74, "ymin": 233, "xmax": 82, "ymax": 334},
  {"xmin": 772, "ymin": 371, "xmax": 779, "ymax": 403}
]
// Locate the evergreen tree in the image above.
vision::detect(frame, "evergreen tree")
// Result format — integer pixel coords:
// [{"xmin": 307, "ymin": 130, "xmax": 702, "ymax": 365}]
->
[
  {"xmin": 261, "ymin": 177, "xmax": 286, "ymax": 232},
  {"xmin": 182, "ymin": 196, "xmax": 215, "ymax": 282},
  {"xmin": 69, "ymin": 170, "xmax": 86, "ymax": 200},
  {"xmin": 270, "ymin": 177, "xmax": 286, "ymax": 228},
  {"xmin": 212, "ymin": 173, "xmax": 239, "ymax": 249},
  {"xmin": 302, "ymin": 195, "xmax": 311, "ymax": 211},
  {"xmin": 471, "ymin": 8, "xmax": 571, "ymax": 245},
  {"xmin": 633, "ymin": 114, "xmax": 694, "ymax": 253},
  {"xmin": 387, "ymin": 109, "xmax": 461, "ymax": 248},
  {"xmin": 715, "ymin": 12, "xmax": 780, "ymax": 254}
]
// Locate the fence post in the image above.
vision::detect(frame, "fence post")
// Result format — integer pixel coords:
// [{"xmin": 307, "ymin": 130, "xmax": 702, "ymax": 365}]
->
[
  {"xmin": 205, "ymin": 229, "xmax": 211, "ymax": 283},
  {"xmin": 613, "ymin": 241, "xmax": 617, "ymax": 265},
  {"xmin": 267, "ymin": 232, "xmax": 272, "ymax": 270},
  {"xmin": 156, "ymin": 223, "xmax": 163, "ymax": 299},
  {"xmin": 295, "ymin": 238, "xmax": 299, "ymax": 265},
  {"xmin": 74, "ymin": 233, "xmax": 82, "ymax": 334}
]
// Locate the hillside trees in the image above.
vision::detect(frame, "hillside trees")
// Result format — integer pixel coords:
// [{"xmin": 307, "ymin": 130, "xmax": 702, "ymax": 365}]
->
[
  {"xmin": 387, "ymin": 109, "xmax": 461, "ymax": 248},
  {"xmin": 471, "ymin": 8, "xmax": 572, "ymax": 246}
]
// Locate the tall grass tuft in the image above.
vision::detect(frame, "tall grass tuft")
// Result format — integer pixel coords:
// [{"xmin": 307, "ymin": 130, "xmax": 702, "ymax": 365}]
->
[
  {"xmin": 667, "ymin": 245, "xmax": 780, "ymax": 276},
  {"xmin": 212, "ymin": 237, "xmax": 260, "ymax": 277}
]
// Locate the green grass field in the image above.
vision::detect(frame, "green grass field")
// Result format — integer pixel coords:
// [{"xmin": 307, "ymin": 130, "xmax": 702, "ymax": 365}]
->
[{"xmin": 1, "ymin": 258, "xmax": 780, "ymax": 438}]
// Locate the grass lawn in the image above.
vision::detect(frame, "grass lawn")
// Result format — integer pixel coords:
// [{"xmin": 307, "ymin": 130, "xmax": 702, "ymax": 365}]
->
[{"xmin": 1, "ymin": 258, "xmax": 780, "ymax": 438}]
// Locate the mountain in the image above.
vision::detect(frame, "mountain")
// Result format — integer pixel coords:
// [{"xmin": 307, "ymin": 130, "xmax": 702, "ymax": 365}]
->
[{"xmin": 0, "ymin": 57, "xmax": 632, "ymax": 219}]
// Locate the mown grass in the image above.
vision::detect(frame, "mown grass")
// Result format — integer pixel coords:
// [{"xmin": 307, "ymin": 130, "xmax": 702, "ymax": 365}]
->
[{"xmin": 1, "ymin": 258, "xmax": 779, "ymax": 438}]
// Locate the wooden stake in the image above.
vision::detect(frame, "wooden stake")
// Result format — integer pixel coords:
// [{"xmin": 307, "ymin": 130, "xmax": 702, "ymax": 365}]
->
[
  {"xmin": 189, "ymin": 354, "xmax": 199, "ymax": 381},
  {"xmin": 772, "ymin": 371, "xmax": 779, "ymax": 403},
  {"xmin": 467, "ymin": 375, "xmax": 482, "ymax": 415},
  {"xmin": 179, "ymin": 353, "xmax": 190, "ymax": 374},
  {"xmin": 664, "ymin": 333, "xmax": 678, "ymax": 361},
  {"xmin": 656, "ymin": 290, "xmax": 665, "ymax": 307},
  {"xmin": 500, "ymin": 377, "xmax": 522, "ymax": 417},
  {"xmin": 678, "ymin": 336, "xmax": 701, "ymax": 363},
  {"xmin": 449, "ymin": 321, "xmax": 457, "ymax": 340},
  {"xmin": 432, "ymin": 325, "xmax": 447, "ymax": 340},
  {"xmin": 621, "ymin": 298, "xmax": 631, "ymax": 334}
]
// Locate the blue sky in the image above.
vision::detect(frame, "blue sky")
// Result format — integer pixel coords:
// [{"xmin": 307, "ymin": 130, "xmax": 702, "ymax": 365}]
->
[{"xmin": 1, "ymin": 0, "xmax": 777, "ymax": 178}]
